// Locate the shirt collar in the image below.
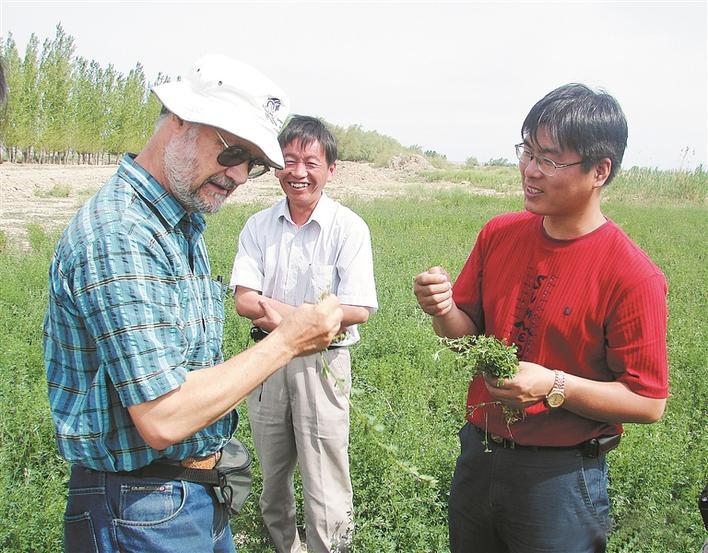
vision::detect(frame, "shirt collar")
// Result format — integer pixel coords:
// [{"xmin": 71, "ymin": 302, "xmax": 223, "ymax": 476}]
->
[
  {"xmin": 278, "ymin": 192, "xmax": 335, "ymax": 228},
  {"xmin": 118, "ymin": 153, "xmax": 205, "ymax": 233}
]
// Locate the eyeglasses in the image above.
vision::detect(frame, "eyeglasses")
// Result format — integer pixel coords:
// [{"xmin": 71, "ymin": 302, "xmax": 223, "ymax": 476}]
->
[
  {"xmin": 514, "ymin": 143, "xmax": 584, "ymax": 177},
  {"xmin": 215, "ymin": 130, "xmax": 270, "ymax": 179}
]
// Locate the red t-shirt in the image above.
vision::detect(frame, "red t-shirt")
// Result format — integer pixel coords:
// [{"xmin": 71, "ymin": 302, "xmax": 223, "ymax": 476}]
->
[{"xmin": 452, "ymin": 211, "xmax": 669, "ymax": 446}]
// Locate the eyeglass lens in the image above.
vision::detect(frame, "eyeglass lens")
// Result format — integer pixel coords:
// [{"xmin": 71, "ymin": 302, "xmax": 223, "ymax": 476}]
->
[
  {"xmin": 217, "ymin": 145, "xmax": 270, "ymax": 178},
  {"xmin": 515, "ymin": 145, "xmax": 558, "ymax": 176}
]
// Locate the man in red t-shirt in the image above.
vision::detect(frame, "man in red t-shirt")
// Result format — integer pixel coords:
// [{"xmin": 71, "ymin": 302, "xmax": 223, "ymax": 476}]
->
[{"xmin": 414, "ymin": 83, "xmax": 668, "ymax": 553}]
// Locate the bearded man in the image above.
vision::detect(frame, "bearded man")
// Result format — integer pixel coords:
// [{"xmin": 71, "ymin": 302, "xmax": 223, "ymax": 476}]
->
[{"xmin": 44, "ymin": 55, "xmax": 343, "ymax": 553}]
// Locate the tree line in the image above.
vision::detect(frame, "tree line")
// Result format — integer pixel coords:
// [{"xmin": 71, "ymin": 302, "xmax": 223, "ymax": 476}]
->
[
  {"xmin": 0, "ymin": 24, "xmax": 449, "ymax": 167},
  {"xmin": 0, "ymin": 24, "xmax": 164, "ymax": 164}
]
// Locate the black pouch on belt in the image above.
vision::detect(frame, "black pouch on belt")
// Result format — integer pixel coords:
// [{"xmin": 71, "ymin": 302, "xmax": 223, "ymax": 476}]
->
[{"xmin": 214, "ymin": 436, "xmax": 253, "ymax": 515}]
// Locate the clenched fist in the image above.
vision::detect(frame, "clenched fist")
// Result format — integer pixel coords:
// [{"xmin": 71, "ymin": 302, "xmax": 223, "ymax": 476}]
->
[{"xmin": 414, "ymin": 266, "xmax": 454, "ymax": 317}]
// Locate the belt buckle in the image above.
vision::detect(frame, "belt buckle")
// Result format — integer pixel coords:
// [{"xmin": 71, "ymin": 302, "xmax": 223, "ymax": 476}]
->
[{"xmin": 489, "ymin": 433, "xmax": 505, "ymax": 445}]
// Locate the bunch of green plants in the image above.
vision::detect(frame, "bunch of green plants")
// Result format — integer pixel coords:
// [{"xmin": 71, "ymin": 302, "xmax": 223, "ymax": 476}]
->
[
  {"xmin": 440, "ymin": 334, "xmax": 518, "ymax": 380},
  {"xmin": 438, "ymin": 334, "xmax": 521, "ymax": 428}
]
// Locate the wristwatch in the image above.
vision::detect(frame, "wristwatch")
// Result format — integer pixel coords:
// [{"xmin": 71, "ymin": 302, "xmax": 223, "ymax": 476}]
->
[{"xmin": 545, "ymin": 370, "xmax": 566, "ymax": 409}]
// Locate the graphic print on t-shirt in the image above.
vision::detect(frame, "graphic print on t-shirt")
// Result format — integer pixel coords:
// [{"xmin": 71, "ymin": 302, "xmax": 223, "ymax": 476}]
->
[{"xmin": 510, "ymin": 269, "xmax": 557, "ymax": 359}]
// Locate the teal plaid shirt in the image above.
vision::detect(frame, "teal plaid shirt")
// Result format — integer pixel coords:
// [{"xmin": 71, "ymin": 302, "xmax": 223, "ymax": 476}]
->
[{"xmin": 44, "ymin": 154, "xmax": 235, "ymax": 472}]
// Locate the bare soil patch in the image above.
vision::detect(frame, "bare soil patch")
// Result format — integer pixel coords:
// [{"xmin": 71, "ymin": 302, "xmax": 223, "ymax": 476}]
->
[{"xmin": 0, "ymin": 157, "xmax": 487, "ymax": 249}]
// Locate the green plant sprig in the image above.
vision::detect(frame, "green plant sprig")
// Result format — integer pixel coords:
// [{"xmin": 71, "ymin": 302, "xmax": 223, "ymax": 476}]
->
[
  {"xmin": 319, "ymin": 347, "xmax": 438, "ymax": 487},
  {"xmin": 318, "ymin": 291, "xmax": 437, "ymax": 486},
  {"xmin": 437, "ymin": 334, "xmax": 522, "ymax": 428}
]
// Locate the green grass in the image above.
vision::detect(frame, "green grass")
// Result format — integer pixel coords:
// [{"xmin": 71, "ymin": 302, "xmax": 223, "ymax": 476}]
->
[
  {"xmin": 605, "ymin": 166, "xmax": 707, "ymax": 205},
  {"xmin": 34, "ymin": 183, "xmax": 72, "ymax": 198},
  {"xmin": 0, "ymin": 186, "xmax": 705, "ymax": 552},
  {"xmin": 419, "ymin": 165, "xmax": 708, "ymax": 205},
  {"xmin": 418, "ymin": 166, "xmax": 520, "ymax": 193}
]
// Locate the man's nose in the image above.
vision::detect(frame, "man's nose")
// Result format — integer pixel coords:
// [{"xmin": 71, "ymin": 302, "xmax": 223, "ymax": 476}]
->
[
  {"xmin": 224, "ymin": 163, "xmax": 249, "ymax": 185},
  {"xmin": 524, "ymin": 156, "xmax": 543, "ymax": 177},
  {"xmin": 290, "ymin": 161, "xmax": 308, "ymax": 178}
]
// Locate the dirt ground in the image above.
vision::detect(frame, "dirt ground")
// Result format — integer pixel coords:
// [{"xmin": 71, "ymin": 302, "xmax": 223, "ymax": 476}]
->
[
  {"xmin": 0, "ymin": 160, "xmax": 495, "ymax": 550},
  {"xmin": 0, "ymin": 157, "xmax": 457, "ymax": 249}
]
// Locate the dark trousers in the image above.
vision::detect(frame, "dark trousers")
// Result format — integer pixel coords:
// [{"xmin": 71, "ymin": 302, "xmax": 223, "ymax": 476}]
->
[{"xmin": 448, "ymin": 422, "xmax": 610, "ymax": 553}]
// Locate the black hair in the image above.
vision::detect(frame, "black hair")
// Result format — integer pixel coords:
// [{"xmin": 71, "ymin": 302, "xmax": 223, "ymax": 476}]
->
[
  {"xmin": 522, "ymin": 83, "xmax": 628, "ymax": 185},
  {"xmin": 278, "ymin": 115, "xmax": 337, "ymax": 165}
]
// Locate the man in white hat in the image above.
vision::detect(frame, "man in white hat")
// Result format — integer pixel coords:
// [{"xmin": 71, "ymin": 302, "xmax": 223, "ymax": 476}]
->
[{"xmin": 44, "ymin": 54, "xmax": 343, "ymax": 553}]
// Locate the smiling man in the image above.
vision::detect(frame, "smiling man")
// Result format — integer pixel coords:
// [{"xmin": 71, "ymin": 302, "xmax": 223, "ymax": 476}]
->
[
  {"xmin": 231, "ymin": 116, "xmax": 378, "ymax": 552},
  {"xmin": 44, "ymin": 56, "xmax": 344, "ymax": 553},
  {"xmin": 414, "ymin": 84, "xmax": 669, "ymax": 553}
]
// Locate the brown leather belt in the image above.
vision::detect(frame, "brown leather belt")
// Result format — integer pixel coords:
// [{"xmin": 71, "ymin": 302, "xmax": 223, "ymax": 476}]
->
[
  {"xmin": 121, "ymin": 451, "xmax": 224, "ymax": 483},
  {"xmin": 180, "ymin": 450, "xmax": 221, "ymax": 470}
]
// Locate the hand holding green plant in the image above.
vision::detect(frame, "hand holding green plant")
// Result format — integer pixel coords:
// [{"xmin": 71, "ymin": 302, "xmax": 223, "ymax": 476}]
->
[{"xmin": 438, "ymin": 334, "xmax": 523, "ymax": 427}]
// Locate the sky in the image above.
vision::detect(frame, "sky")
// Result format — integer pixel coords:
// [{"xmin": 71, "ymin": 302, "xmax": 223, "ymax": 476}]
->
[{"xmin": 1, "ymin": 0, "xmax": 706, "ymax": 170}]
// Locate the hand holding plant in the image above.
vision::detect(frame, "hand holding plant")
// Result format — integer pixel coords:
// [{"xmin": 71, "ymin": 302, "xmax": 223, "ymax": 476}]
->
[{"xmin": 438, "ymin": 334, "xmax": 523, "ymax": 427}]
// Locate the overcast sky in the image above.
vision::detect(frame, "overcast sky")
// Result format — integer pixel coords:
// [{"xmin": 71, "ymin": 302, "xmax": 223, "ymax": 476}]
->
[{"xmin": 2, "ymin": 0, "xmax": 706, "ymax": 170}]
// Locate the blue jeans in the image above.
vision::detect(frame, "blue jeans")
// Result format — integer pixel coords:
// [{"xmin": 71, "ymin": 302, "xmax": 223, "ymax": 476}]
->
[
  {"xmin": 448, "ymin": 422, "xmax": 610, "ymax": 553},
  {"xmin": 64, "ymin": 464, "xmax": 236, "ymax": 553}
]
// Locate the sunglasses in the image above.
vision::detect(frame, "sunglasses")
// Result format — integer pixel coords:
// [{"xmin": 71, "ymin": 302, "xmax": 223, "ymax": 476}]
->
[{"xmin": 215, "ymin": 130, "xmax": 270, "ymax": 179}]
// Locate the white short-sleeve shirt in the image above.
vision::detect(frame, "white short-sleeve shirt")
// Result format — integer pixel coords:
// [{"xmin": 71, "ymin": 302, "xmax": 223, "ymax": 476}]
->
[{"xmin": 230, "ymin": 193, "xmax": 378, "ymax": 346}]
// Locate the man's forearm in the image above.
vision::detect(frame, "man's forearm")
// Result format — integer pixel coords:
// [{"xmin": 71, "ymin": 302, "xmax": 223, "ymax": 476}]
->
[
  {"xmin": 340, "ymin": 304, "xmax": 370, "ymax": 329},
  {"xmin": 432, "ymin": 304, "xmax": 478, "ymax": 338},
  {"xmin": 235, "ymin": 288, "xmax": 295, "ymax": 331},
  {"xmin": 128, "ymin": 333, "xmax": 296, "ymax": 450},
  {"xmin": 563, "ymin": 375, "xmax": 666, "ymax": 424},
  {"xmin": 238, "ymin": 287, "xmax": 369, "ymax": 332},
  {"xmin": 129, "ymin": 295, "xmax": 343, "ymax": 450}
]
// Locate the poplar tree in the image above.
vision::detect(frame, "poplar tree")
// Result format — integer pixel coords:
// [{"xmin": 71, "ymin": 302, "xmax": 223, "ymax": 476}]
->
[
  {"xmin": 0, "ymin": 34, "xmax": 22, "ymax": 161},
  {"xmin": 0, "ymin": 25, "xmax": 170, "ymax": 163},
  {"xmin": 38, "ymin": 23, "xmax": 75, "ymax": 162}
]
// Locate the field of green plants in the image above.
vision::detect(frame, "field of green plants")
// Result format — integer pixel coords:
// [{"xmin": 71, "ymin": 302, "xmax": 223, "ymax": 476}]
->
[{"xmin": 0, "ymin": 171, "xmax": 706, "ymax": 552}]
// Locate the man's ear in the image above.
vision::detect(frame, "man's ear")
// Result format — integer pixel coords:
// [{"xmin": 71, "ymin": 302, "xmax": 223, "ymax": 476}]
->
[
  {"xmin": 593, "ymin": 158, "xmax": 612, "ymax": 188},
  {"xmin": 327, "ymin": 161, "xmax": 336, "ymax": 182}
]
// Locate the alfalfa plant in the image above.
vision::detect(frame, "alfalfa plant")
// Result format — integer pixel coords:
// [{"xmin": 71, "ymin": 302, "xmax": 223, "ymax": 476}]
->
[
  {"xmin": 318, "ymin": 292, "xmax": 437, "ymax": 486},
  {"xmin": 437, "ymin": 334, "xmax": 523, "ymax": 432}
]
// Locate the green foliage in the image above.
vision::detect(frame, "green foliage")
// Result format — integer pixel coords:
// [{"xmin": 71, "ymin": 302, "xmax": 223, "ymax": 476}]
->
[
  {"xmin": 0, "ymin": 25, "xmax": 166, "ymax": 164},
  {"xmin": 0, "ymin": 228, "xmax": 65, "ymax": 553},
  {"xmin": 0, "ymin": 182, "xmax": 705, "ymax": 552},
  {"xmin": 440, "ymin": 335, "xmax": 518, "ymax": 380},
  {"xmin": 419, "ymin": 165, "xmax": 519, "ymax": 192},
  {"xmin": 605, "ymin": 166, "xmax": 707, "ymax": 205},
  {"xmin": 439, "ymin": 335, "xmax": 521, "ymax": 427},
  {"xmin": 484, "ymin": 156, "xmax": 514, "ymax": 167},
  {"xmin": 1, "ymin": 24, "xmax": 451, "ymax": 168},
  {"xmin": 328, "ymin": 122, "xmax": 423, "ymax": 166},
  {"xmin": 34, "ymin": 183, "xmax": 71, "ymax": 198},
  {"xmin": 419, "ymin": 164, "xmax": 708, "ymax": 206},
  {"xmin": 464, "ymin": 155, "xmax": 479, "ymax": 168}
]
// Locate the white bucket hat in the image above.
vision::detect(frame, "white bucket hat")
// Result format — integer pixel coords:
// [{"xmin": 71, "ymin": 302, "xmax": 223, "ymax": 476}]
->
[{"xmin": 152, "ymin": 54, "xmax": 289, "ymax": 169}]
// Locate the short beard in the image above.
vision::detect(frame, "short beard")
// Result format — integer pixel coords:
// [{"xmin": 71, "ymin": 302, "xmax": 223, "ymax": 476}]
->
[{"xmin": 163, "ymin": 125, "xmax": 235, "ymax": 214}]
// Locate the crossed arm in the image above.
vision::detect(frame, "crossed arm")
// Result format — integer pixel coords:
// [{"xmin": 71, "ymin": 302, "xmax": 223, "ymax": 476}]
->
[{"xmin": 235, "ymin": 286, "xmax": 371, "ymax": 334}]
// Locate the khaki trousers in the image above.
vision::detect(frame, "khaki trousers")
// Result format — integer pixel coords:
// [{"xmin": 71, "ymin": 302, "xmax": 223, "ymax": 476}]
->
[{"xmin": 247, "ymin": 348, "xmax": 353, "ymax": 553}]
